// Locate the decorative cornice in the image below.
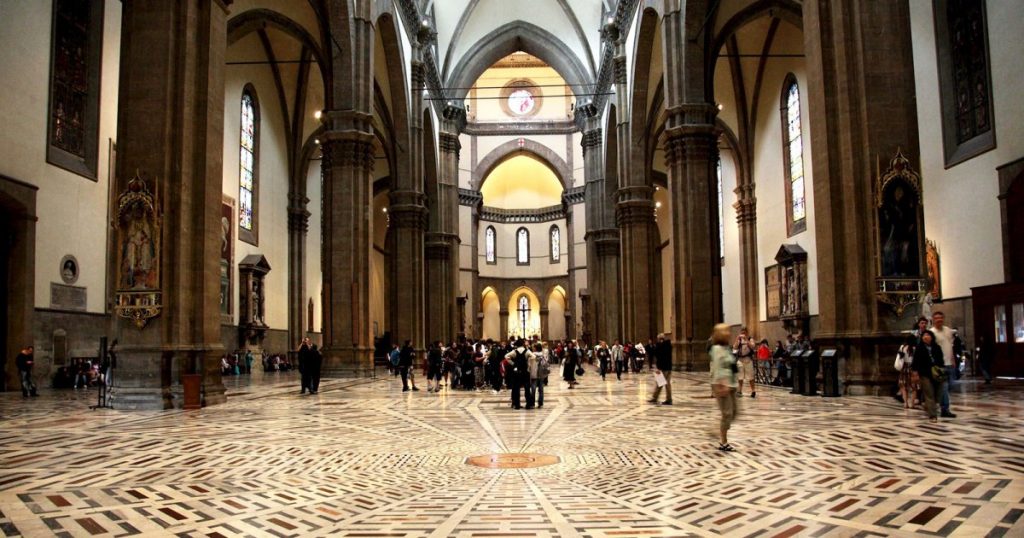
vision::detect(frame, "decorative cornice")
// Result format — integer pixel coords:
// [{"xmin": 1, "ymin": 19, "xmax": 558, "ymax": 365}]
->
[
  {"xmin": 321, "ymin": 138, "xmax": 375, "ymax": 172},
  {"xmin": 287, "ymin": 206, "xmax": 311, "ymax": 233},
  {"xmin": 479, "ymin": 205, "xmax": 565, "ymax": 224},
  {"xmin": 581, "ymin": 129, "xmax": 602, "ymax": 151},
  {"xmin": 562, "ymin": 186, "xmax": 586, "ymax": 205},
  {"xmin": 464, "ymin": 120, "xmax": 577, "ymax": 136},
  {"xmin": 440, "ymin": 131, "xmax": 461, "ymax": 155},
  {"xmin": 457, "ymin": 188, "xmax": 482, "ymax": 206}
]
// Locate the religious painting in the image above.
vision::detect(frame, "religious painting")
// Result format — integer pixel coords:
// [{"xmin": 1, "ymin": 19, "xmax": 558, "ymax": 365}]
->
[
  {"xmin": 220, "ymin": 197, "xmax": 234, "ymax": 317},
  {"xmin": 926, "ymin": 239, "xmax": 942, "ymax": 301},
  {"xmin": 113, "ymin": 171, "xmax": 161, "ymax": 328},
  {"xmin": 876, "ymin": 151, "xmax": 923, "ymax": 278},
  {"xmin": 765, "ymin": 265, "xmax": 782, "ymax": 321}
]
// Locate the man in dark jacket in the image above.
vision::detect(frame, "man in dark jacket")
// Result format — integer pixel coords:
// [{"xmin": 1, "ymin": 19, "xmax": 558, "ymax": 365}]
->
[
  {"xmin": 504, "ymin": 339, "xmax": 533, "ymax": 409},
  {"xmin": 649, "ymin": 335, "xmax": 673, "ymax": 405},
  {"xmin": 16, "ymin": 346, "xmax": 38, "ymax": 397},
  {"xmin": 399, "ymin": 340, "xmax": 419, "ymax": 392},
  {"xmin": 308, "ymin": 344, "xmax": 323, "ymax": 394},
  {"xmin": 297, "ymin": 338, "xmax": 312, "ymax": 394}
]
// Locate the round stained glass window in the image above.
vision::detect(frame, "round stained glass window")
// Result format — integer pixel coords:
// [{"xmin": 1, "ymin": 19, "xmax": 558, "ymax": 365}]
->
[{"xmin": 507, "ymin": 89, "xmax": 535, "ymax": 116}]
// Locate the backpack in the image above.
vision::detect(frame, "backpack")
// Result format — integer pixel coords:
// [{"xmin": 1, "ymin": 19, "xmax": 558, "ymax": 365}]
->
[
  {"xmin": 537, "ymin": 356, "xmax": 550, "ymax": 378},
  {"xmin": 389, "ymin": 349, "xmax": 400, "ymax": 367}
]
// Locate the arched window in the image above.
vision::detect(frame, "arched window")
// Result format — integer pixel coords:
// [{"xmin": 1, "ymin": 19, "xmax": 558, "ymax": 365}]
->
[
  {"xmin": 717, "ymin": 157, "xmax": 724, "ymax": 261},
  {"xmin": 549, "ymin": 225, "xmax": 560, "ymax": 263},
  {"xmin": 485, "ymin": 226, "xmax": 496, "ymax": 264},
  {"xmin": 239, "ymin": 86, "xmax": 259, "ymax": 244},
  {"xmin": 516, "ymin": 227, "xmax": 530, "ymax": 265},
  {"xmin": 517, "ymin": 295, "xmax": 530, "ymax": 337},
  {"xmin": 781, "ymin": 75, "xmax": 806, "ymax": 236}
]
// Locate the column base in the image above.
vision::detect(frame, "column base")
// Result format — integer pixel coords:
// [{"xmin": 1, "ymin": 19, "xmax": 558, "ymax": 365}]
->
[
  {"xmin": 672, "ymin": 341, "xmax": 711, "ymax": 373},
  {"xmin": 322, "ymin": 346, "xmax": 376, "ymax": 378},
  {"xmin": 109, "ymin": 387, "xmax": 174, "ymax": 410}
]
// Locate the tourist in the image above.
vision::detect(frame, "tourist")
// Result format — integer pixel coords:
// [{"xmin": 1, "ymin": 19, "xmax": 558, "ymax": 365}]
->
[
  {"xmin": 505, "ymin": 339, "xmax": 533, "ymax": 409},
  {"xmin": 16, "ymin": 345, "xmax": 38, "ymax": 397},
  {"xmin": 896, "ymin": 335, "xmax": 917, "ymax": 409},
  {"xmin": 74, "ymin": 358, "xmax": 89, "ymax": 389},
  {"xmin": 977, "ymin": 334, "xmax": 994, "ymax": 384},
  {"xmin": 426, "ymin": 341, "xmax": 444, "ymax": 392},
  {"xmin": 399, "ymin": 340, "xmax": 419, "ymax": 392},
  {"xmin": 611, "ymin": 339, "xmax": 624, "ymax": 380},
  {"xmin": 912, "ymin": 329, "xmax": 945, "ymax": 423},
  {"xmin": 563, "ymin": 341, "xmax": 578, "ymax": 388},
  {"xmin": 388, "ymin": 344, "xmax": 400, "ymax": 375},
  {"xmin": 734, "ymin": 328, "xmax": 756, "ymax": 397},
  {"xmin": 298, "ymin": 338, "xmax": 312, "ymax": 394},
  {"xmin": 649, "ymin": 334, "xmax": 673, "ymax": 405},
  {"xmin": 597, "ymin": 341, "xmax": 610, "ymax": 380},
  {"xmin": 531, "ymin": 342, "xmax": 549, "ymax": 408},
  {"xmin": 929, "ymin": 312, "xmax": 957, "ymax": 418},
  {"xmin": 710, "ymin": 323, "xmax": 739, "ymax": 451},
  {"xmin": 245, "ymin": 350, "xmax": 254, "ymax": 374},
  {"xmin": 772, "ymin": 340, "xmax": 789, "ymax": 386},
  {"xmin": 308, "ymin": 344, "xmax": 322, "ymax": 394},
  {"xmin": 637, "ymin": 340, "xmax": 649, "ymax": 372}
]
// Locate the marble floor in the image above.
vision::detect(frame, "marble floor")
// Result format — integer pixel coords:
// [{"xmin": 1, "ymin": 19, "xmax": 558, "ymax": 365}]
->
[{"xmin": 1, "ymin": 367, "xmax": 1023, "ymax": 538}]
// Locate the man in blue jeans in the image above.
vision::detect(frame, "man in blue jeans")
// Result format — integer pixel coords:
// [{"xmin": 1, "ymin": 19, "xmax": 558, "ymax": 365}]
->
[
  {"xmin": 16, "ymin": 345, "xmax": 38, "ymax": 397},
  {"xmin": 930, "ymin": 312, "xmax": 957, "ymax": 418}
]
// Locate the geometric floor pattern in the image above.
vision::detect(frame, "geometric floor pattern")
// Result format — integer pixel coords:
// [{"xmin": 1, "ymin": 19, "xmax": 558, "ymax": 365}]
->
[{"xmin": 2, "ymin": 367, "xmax": 1023, "ymax": 537}]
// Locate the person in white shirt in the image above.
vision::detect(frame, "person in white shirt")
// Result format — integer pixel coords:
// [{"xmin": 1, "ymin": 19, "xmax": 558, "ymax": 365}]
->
[
  {"xmin": 930, "ymin": 311, "xmax": 957, "ymax": 418},
  {"xmin": 611, "ymin": 340, "xmax": 625, "ymax": 380}
]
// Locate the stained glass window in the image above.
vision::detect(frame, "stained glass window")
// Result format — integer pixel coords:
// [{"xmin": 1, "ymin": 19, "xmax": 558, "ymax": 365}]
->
[
  {"xmin": 550, "ymin": 226, "xmax": 560, "ymax": 262},
  {"xmin": 47, "ymin": 0, "xmax": 103, "ymax": 179},
  {"xmin": 782, "ymin": 76, "xmax": 806, "ymax": 235},
  {"xmin": 239, "ymin": 89, "xmax": 258, "ymax": 236},
  {"xmin": 485, "ymin": 226, "xmax": 496, "ymax": 264},
  {"xmin": 717, "ymin": 157, "xmax": 724, "ymax": 260},
  {"xmin": 517, "ymin": 228, "xmax": 529, "ymax": 265}
]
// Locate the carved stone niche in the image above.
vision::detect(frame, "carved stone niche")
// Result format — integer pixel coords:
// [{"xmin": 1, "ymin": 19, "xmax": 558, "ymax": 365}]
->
[
  {"xmin": 238, "ymin": 254, "xmax": 271, "ymax": 352},
  {"xmin": 776, "ymin": 244, "xmax": 810, "ymax": 336}
]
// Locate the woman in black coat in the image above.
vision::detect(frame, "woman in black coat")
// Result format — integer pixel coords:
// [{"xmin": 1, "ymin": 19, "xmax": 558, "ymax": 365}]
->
[{"xmin": 912, "ymin": 329, "xmax": 945, "ymax": 423}]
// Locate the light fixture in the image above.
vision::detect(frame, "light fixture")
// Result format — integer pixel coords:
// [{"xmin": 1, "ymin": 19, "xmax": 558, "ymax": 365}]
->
[
  {"xmin": 655, "ymin": 201, "xmax": 662, "ymax": 208},
  {"xmin": 607, "ymin": 16, "xmax": 615, "ymax": 25},
  {"xmin": 382, "ymin": 207, "xmax": 388, "ymax": 213},
  {"xmin": 314, "ymin": 138, "xmax": 320, "ymax": 145},
  {"xmin": 717, "ymin": 103, "xmax": 724, "ymax": 111},
  {"xmin": 314, "ymin": 110, "xmax": 322, "ymax": 119},
  {"xmin": 421, "ymin": 19, "xmax": 430, "ymax": 28}
]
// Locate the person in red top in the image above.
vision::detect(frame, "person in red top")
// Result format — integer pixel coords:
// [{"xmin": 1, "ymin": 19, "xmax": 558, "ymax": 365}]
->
[{"xmin": 756, "ymin": 339, "xmax": 772, "ymax": 360}]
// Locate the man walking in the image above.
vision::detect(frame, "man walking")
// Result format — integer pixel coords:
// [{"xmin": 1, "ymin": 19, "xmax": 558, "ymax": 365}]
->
[
  {"xmin": 649, "ymin": 335, "xmax": 673, "ymax": 405},
  {"xmin": 597, "ymin": 341, "xmax": 610, "ymax": 380},
  {"xmin": 399, "ymin": 340, "xmax": 419, "ymax": 392},
  {"xmin": 16, "ymin": 345, "xmax": 38, "ymax": 397},
  {"xmin": 297, "ymin": 338, "xmax": 312, "ymax": 394},
  {"xmin": 308, "ymin": 344, "xmax": 322, "ymax": 394},
  {"xmin": 611, "ymin": 340, "xmax": 624, "ymax": 380},
  {"xmin": 930, "ymin": 312, "xmax": 957, "ymax": 418}
]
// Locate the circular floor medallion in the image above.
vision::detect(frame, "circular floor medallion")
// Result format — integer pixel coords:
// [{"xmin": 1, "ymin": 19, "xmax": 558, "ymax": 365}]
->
[{"xmin": 465, "ymin": 453, "xmax": 560, "ymax": 469}]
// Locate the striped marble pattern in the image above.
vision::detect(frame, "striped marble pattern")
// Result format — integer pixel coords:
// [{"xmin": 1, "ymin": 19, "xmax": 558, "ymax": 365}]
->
[{"xmin": 1, "ymin": 368, "xmax": 1022, "ymax": 537}]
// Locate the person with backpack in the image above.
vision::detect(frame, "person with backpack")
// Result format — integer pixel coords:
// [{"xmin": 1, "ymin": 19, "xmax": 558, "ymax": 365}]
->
[
  {"xmin": 531, "ymin": 342, "xmax": 550, "ymax": 408},
  {"xmin": 388, "ymin": 344, "xmax": 401, "ymax": 376},
  {"xmin": 504, "ymin": 338, "xmax": 533, "ymax": 409}
]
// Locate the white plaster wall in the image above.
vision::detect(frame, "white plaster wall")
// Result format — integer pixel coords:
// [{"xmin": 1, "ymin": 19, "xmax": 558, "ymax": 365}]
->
[
  {"xmin": 223, "ymin": 34, "xmax": 291, "ymax": 330},
  {"xmin": 0, "ymin": 0, "xmax": 121, "ymax": 313},
  {"xmin": 720, "ymin": 153, "xmax": 742, "ymax": 325},
  {"xmin": 909, "ymin": 0, "xmax": 1023, "ymax": 299},
  {"xmin": 752, "ymin": 24, "xmax": 818, "ymax": 321},
  {"xmin": 305, "ymin": 162, "xmax": 322, "ymax": 333},
  {"xmin": 478, "ymin": 221, "xmax": 568, "ymax": 279}
]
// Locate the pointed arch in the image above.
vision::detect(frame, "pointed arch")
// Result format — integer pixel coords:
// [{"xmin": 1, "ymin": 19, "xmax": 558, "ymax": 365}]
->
[
  {"xmin": 445, "ymin": 21, "xmax": 594, "ymax": 103},
  {"xmin": 473, "ymin": 138, "xmax": 572, "ymax": 190}
]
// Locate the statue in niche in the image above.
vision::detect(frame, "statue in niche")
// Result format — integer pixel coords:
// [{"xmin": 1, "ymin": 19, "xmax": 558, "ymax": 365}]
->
[
  {"xmin": 879, "ymin": 180, "xmax": 920, "ymax": 277},
  {"xmin": 120, "ymin": 203, "xmax": 158, "ymax": 289}
]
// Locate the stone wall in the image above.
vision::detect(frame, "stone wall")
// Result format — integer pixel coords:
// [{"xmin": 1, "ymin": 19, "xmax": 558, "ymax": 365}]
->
[{"xmin": 30, "ymin": 308, "xmax": 109, "ymax": 387}]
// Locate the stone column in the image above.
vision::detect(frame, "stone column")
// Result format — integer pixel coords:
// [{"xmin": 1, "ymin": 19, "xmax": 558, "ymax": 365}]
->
[
  {"xmin": 287, "ymin": 197, "xmax": 310, "ymax": 346},
  {"xmin": 579, "ymin": 103, "xmax": 621, "ymax": 343},
  {"xmin": 539, "ymin": 308, "xmax": 549, "ymax": 341},
  {"xmin": 734, "ymin": 183, "xmax": 759, "ymax": 333},
  {"xmin": 110, "ymin": 0, "xmax": 229, "ymax": 409},
  {"xmin": 664, "ymin": 106, "xmax": 722, "ymax": 372},
  {"xmin": 803, "ymin": 0, "xmax": 923, "ymax": 394},
  {"xmin": 426, "ymin": 105, "xmax": 465, "ymax": 343}
]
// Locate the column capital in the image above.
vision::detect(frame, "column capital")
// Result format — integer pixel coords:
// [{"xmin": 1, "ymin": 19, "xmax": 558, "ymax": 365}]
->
[
  {"xmin": 439, "ymin": 131, "xmax": 461, "ymax": 156},
  {"xmin": 442, "ymin": 104, "xmax": 467, "ymax": 133},
  {"xmin": 388, "ymin": 189, "xmax": 428, "ymax": 230},
  {"xmin": 287, "ymin": 206, "xmax": 311, "ymax": 233},
  {"xmin": 581, "ymin": 128, "xmax": 602, "ymax": 154},
  {"xmin": 321, "ymin": 134, "xmax": 375, "ymax": 172},
  {"xmin": 613, "ymin": 55, "xmax": 627, "ymax": 85}
]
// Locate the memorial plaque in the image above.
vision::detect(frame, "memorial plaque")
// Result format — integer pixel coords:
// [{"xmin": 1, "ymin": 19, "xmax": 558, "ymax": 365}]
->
[{"xmin": 50, "ymin": 283, "xmax": 87, "ymax": 311}]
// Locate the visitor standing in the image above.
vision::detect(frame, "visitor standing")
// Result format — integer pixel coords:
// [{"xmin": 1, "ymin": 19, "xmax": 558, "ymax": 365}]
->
[
  {"xmin": 531, "ymin": 343, "xmax": 549, "ymax": 408},
  {"xmin": 710, "ymin": 324, "xmax": 739, "ymax": 451},
  {"xmin": 734, "ymin": 329, "xmax": 756, "ymax": 398},
  {"xmin": 399, "ymin": 340, "xmax": 419, "ymax": 392},
  {"xmin": 297, "ymin": 338, "xmax": 312, "ymax": 394},
  {"xmin": 930, "ymin": 312, "xmax": 957, "ymax": 418},
  {"xmin": 504, "ymin": 339, "xmax": 533, "ymax": 409},
  {"xmin": 427, "ymin": 341, "xmax": 444, "ymax": 392},
  {"xmin": 308, "ymin": 344, "xmax": 322, "ymax": 394},
  {"xmin": 16, "ymin": 345, "xmax": 38, "ymax": 397},
  {"xmin": 913, "ymin": 329, "xmax": 945, "ymax": 423}
]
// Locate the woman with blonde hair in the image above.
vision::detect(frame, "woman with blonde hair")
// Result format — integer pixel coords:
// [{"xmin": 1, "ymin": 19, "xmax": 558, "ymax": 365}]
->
[{"xmin": 710, "ymin": 323, "xmax": 739, "ymax": 451}]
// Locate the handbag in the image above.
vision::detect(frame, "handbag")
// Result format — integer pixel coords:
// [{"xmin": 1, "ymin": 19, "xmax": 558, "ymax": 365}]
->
[
  {"xmin": 894, "ymin": 354, "xmax": 905, "ymax": 371},
  {"xmin": 575, "ymin": 366, "xmax": 584, "ymax": 376},
  {"xmin": 931, "ymin": 365, "xmax": 948, "ymax": 382}
]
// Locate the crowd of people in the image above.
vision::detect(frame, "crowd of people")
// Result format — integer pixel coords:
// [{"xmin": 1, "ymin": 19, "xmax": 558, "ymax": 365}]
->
[{"xmin": 896, "ymin": 311, "xmax": 969, "ymax": 423}]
